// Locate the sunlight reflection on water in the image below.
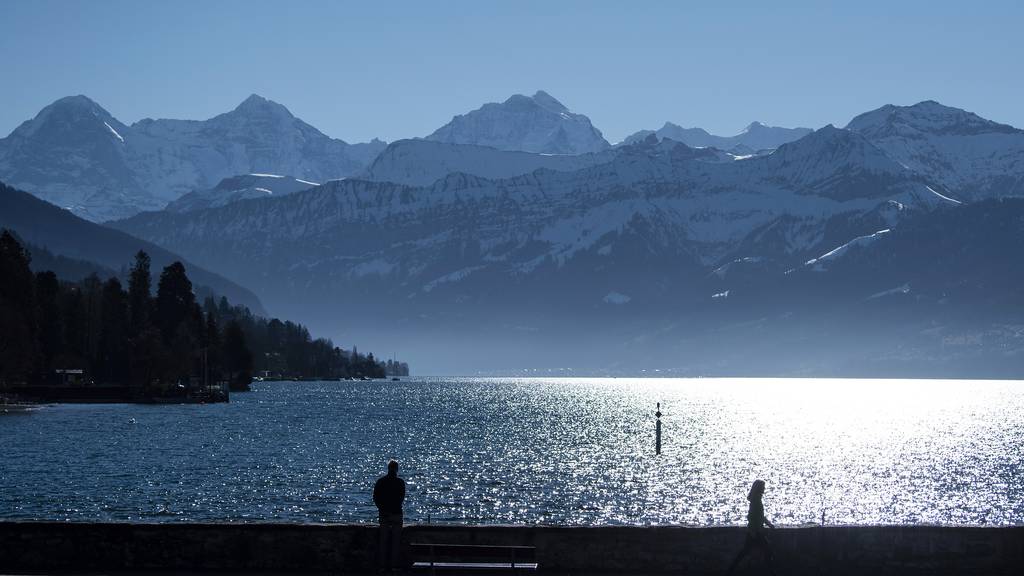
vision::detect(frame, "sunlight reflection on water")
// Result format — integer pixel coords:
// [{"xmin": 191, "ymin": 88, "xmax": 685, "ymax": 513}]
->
[{"xmin": 1, "ymin": 378, "xmax": 1021, "ymax": 525}]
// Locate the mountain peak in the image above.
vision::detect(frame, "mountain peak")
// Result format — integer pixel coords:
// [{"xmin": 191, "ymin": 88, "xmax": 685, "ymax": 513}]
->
[
  {"xmin": 52, "ymin": 94, "xmax": 105, "ymax": 110},
  {"xmin": 782, "ymin": 124, "xmax": 861, "ymax": 149},
  {"xmin": 6, "ymin": 94, "xmax": 121, "ymax": 141},
  {"xmin": 846, "ymin": 100, "xmax": 1019, "ymax": 137},
  {"xmin": 743, "ymin": 121, "xmax": 767, "ymax": 132},
  {"xmin": 768, "ymin": 124, "xmax": 898, "ymax": 170},
  {"xmin": 426, "ymin": 91, "xmax": 609, "ymax": 154},
  {"xmin": 39, "ymin": 94, "xmax": 115, "ymax": 122},
  {"xmin": 531, "ymin": 90, "xmax": 569, "ymax": 113},
  {"xmin": 232, "ymin": 93, "xmax": 293, "ymax": 118}
]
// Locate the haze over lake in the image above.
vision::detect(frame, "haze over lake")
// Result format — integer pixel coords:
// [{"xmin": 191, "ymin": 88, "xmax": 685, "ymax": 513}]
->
[{"xmin": 2, "ymin": 378, "xmax": 1020, "ymax": 526}]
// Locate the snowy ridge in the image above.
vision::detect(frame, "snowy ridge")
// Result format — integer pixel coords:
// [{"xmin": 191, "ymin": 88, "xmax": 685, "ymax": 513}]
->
[
  {"xmin": 805, "ymin": 229, "xmax": 891, "ymax": 270},
  {"xmin": 165, "ymin": 174, "xmax": 320, "ymax": 213},
  {"xmin": 846, "ymin": 101, "xmax": 1024, "ymax": 202}
]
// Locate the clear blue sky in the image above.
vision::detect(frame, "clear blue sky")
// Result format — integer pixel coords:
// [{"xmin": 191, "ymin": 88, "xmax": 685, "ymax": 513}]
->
[{"xmin": 1, "ymin": 0, "xmax": 1021, "ymax": 144}]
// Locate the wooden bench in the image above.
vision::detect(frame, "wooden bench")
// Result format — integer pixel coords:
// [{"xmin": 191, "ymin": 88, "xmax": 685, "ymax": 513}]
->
[{"xmin": 409, "ymin": 543, "xmax": 538, "ymax": 574}]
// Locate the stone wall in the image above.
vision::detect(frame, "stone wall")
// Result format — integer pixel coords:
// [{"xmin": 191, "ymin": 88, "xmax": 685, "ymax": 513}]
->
[{"xmin": 0, "ymin": 522, "xmax": 1021, "ymax": 574}]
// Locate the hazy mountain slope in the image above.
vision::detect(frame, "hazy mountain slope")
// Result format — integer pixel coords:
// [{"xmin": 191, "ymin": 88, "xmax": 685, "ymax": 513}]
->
[
  {"xmin": 425, "ymin": 91, "xmax": 610, "ymax": 154},
  {"xmin": 0, "ymin": 94, "xmax": 385, "ymax": 221},
  {"xmin": 359, "ymin": 139, "xmax": 619, "ymax": 186},
  {"xmin": 845, "ymin": 100, "xmax": 1024, "ymax": 202},
  {"xmin": 22, "ymin": 241, "xmax": 120, "ymax": 282},
  {"xmin": 110, "ymin": 127, "xmax": 955, "ymax": 372},
  {"xmin": 0, "ymin": 181, "xmax": 264, "ymax": 313},
  {"xmin": 702, "ymin": 198, "xmax": 1024, "ymax": 378},
  {"xmin": 622, "ymin": 121, "xmax": 812, "ymax": 151}
]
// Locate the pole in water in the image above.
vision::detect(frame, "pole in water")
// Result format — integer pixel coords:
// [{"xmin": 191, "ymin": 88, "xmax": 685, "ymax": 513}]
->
[{"xmin": 655, "ymin": 402, "xmax": 662, "ymax": 455}]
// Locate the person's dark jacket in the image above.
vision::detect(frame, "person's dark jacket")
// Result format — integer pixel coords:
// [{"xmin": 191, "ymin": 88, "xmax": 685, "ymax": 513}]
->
[
  {"xmin": 374, "ymin": 473, "xmax": 406, "ymax": 514},
  {"xmin": 747, "ymin": 497, "xmax": 766, "ymax": 530}
]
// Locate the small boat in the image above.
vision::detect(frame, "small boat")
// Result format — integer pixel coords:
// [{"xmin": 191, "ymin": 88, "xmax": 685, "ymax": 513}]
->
[{"xmin": 391, "ymin": 377, "xmax": 400, "ymax": 381}]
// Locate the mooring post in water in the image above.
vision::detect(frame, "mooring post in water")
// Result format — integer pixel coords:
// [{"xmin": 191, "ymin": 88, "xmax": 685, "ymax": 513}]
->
[{"xmin": 655, "ymin": 402, "xmax": 662, "ymax": 455}]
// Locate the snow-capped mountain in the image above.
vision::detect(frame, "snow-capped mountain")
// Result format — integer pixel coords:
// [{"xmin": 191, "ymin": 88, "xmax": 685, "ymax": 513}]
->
[
  {"xmin": 0, "ymin": 94, "xmax": 386, "ymax": 221},
  {"xmin": 165, "ymin": 173, "xmax": 320, "ymax": 213},
  {"xmin": 425, "ymin": 91, "xmax": 610, "ymax": 154},
  {"xmin": 9, "ymin": 93, "xmax": 1024, "ymax": 374},
  {"xmin": 0, "ymin": 96, "xmax": 160, "ymax": 221},
  {"xmin": 845, "ymin": 100, "xmax": 1024, "ymax": 201},
  {"xmin": 359, "ymin": 139, "xmax": 618, "ymax": 186},
  {"xmin": 621, "ymin": 121, "xmax": 811, "ymax": 151},
  {"xmin": 110, "ymin": 126, "xmax": 958, "ymax": 372}
]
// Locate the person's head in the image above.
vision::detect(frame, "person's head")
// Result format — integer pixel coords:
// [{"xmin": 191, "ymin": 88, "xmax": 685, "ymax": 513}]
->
[
  {"xmin": 387, "ymin": 459, "xmax": 399, "ymax": 476},
  {"xmin": 748, "ymin": 479, "xmax": 766, "ymax": 501}
]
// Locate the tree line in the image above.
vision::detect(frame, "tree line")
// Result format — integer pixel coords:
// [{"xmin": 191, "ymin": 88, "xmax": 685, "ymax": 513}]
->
[{"xmin": 0, "ymin": 229, "xmax": 407, "ymax": 396}]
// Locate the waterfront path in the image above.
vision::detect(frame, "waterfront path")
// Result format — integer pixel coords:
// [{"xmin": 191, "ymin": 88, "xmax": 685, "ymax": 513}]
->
[{"xmin": 1, "ymin": 522, "xmax": 1021, "ymax": 575}]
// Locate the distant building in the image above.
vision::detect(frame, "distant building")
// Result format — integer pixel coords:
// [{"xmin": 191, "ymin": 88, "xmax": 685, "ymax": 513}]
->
[{"xmin": 54, "ymin": 369, "xmax": 86, "ymax": 386}]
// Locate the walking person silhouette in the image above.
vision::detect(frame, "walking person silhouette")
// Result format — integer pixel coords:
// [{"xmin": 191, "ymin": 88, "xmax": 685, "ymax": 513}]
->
[
  {"xmin": 726, "ymin": 479, "xmax": 777, "ymax": 575},
  {"xmin": 374, "ymin": 459, "xmax": 406, "ymax": 572}
]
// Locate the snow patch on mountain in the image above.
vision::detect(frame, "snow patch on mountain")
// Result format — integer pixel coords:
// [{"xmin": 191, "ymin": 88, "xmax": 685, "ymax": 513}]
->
[
  {"xmin": 604, "ymin": 291, "xmax": 632, "ymax": 304},
  {"xmin": 712, "ymin": 257, "xmax": 765, "ymax": 278},
  {"xmin": 925, "ymin": 185, "xmax": 962, "ymax": 205},
  {"xmin": 805, "ymin": 229, "xmax": 891, "ymax": 270},
  {"xmin": 869, "ymin": 283, "xmax": 911, "ymax": 299},
  {"xmin": 422, "ymin": 266, "xmax": 485, "ymax": 292},
  {"xmin": 349, "ymin": 258, "xmax": 396, "ymax": 278},
  {"xmin": 165, "ymin": 174, "xmax": 319, "ymax": 213},
  {"xmin": 103, "ymin": 121, "xmax": 125, "ymax": 143}
]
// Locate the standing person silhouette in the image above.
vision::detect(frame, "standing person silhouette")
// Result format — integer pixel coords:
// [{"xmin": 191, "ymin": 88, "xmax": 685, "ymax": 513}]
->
[
  {"xmin": 726, "ymin": 479, "xmax": 777, "ymax": 575},
  {"xmin": 373, "ymin": 459, "xmax": 406, "ymax": 572}
]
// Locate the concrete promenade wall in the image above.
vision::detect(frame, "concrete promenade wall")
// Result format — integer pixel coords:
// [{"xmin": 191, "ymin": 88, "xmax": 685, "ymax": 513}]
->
[{"xmin": 1, "ymin": 522, "xmax": 1022, "ymax": 574}]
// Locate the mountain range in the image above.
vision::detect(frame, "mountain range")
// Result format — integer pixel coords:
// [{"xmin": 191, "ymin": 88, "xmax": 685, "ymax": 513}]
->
[
  {"xmin": 0, "ymin": 94, "xmax": 384, "ymax": 221},
  {"xmin": 621, "ymin": 121, "xmax": 812, "ymax": 152},
  {"xmin": 5, "ymin": 91, "xmax": 1024, "ymax": 375}
]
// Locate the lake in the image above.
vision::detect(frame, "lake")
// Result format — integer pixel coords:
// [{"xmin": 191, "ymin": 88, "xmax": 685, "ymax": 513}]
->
[{"xmin": 1, "ymin": 378, "xmax": 1021, "ymax": 525}]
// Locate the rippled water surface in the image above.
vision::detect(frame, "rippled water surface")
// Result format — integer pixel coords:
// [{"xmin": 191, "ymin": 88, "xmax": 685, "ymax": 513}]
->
[{"xmin": 2, "ymin": 378, "xmax": 1022, "ymax": 525}]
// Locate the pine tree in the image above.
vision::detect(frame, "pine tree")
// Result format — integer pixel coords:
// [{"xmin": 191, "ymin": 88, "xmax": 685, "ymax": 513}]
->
[
  {"xmin": 34, "ymin": 271, "xmax": 63, "ymax": 382},
  {"xmin": 127, "ymin": 251, "xmax": 152, "ymax": 338},
  {"xmin": 205, "ymin": 311, "xmax": 223, "ymax": 383},
  {"xmin": 155, "ymin": 261, "xmax": 195, "ymax": 344},
  {"xmin": 97, "ymin": 278, "xmax": 130, "ymax": 384},
  {"xmin": 223, "ymin": 319, "xmax": 253, "ymax": 391},
  {"xmin": 0, "ymin": 230, "xmax": 37, "ymax": 384}
]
